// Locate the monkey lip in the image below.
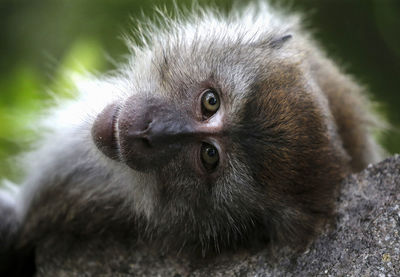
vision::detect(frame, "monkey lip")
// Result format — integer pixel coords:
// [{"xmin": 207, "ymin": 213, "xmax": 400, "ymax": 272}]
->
[{"xmin": 91, "ymin": 103, "xmax": 121, "ymax": 160}]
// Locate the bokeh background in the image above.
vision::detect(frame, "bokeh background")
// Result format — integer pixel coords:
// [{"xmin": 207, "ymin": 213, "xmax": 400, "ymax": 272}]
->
[{"xmin": 0, "ymin": 0, "xmax": 399, "ymax": 181}]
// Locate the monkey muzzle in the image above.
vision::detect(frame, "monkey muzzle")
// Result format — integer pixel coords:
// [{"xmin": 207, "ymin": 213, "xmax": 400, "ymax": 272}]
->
[{"xmin": 91, "ymin": 96, "xmax": 197, "ymax": 172}]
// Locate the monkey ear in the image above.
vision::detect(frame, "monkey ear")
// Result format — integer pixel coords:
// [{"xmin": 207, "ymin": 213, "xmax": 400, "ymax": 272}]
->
[{"xmin": 270, "ymin": 34, "xmax": 292, "ymax": 49}]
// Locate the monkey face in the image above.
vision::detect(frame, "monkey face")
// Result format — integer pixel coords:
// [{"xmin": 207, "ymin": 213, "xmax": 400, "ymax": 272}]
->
[
  {"xmin": 90, "ymin": 26, "xmax": 349, "ymax": 251},
  {"xmin": 93, "ymin": 86, "xmax": 225, "ymax": 175}
]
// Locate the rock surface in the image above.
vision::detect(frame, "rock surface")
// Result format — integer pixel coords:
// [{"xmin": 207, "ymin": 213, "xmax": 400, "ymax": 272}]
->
[{"xmin": 36, "ymin": 155, "xmax": 400, "ymax": 277}]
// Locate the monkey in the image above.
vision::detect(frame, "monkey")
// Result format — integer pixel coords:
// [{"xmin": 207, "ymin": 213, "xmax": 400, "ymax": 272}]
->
[{"xmin": 0, "ymin": 3, "xmax": 383, "ymax": 276}]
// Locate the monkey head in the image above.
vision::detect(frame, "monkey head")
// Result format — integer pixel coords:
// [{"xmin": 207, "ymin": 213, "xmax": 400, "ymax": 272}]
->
[{"xmin": 90, "ymin": 14, "xmax": 350, "ymax": 253}]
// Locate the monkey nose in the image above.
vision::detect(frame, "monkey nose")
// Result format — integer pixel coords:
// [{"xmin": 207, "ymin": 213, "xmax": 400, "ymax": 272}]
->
[
  {"xmin": 115, "ymin": 96, "xmax": 193, "ymax": 172},
  {"xmin": 92, "ymin": 95, "xmax": 197, "ymax": 172}
]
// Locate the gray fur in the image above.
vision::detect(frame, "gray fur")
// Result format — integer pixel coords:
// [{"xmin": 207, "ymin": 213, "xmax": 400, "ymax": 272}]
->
[{"xmin": 0, "ymin": 3, "xmax": 383, "ymax": 274}]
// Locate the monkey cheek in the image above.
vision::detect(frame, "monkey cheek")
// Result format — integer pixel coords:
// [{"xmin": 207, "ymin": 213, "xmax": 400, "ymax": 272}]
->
[{"xmin": 91, "ymin": 103, "xmax": 121, "ymax": 161}]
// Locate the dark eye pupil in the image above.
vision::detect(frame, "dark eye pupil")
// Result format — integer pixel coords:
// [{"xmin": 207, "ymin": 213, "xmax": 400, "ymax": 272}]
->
[
  {"xmin": 207, "ymin": 147, "xmax": 216, "ymax": 157},
  {"xmin": 208, "ymin": 97, "xmax": 217, "ymax": 105}
]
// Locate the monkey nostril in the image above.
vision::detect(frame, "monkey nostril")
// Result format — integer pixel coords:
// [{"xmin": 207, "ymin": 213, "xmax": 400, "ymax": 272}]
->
[
  {"xmin": 141, "ymin": 137, "xmax": 152, "ymax": 148},
  {"xmin": 142, "ymin": 120, "xmax": 153, "ymax": 135}
]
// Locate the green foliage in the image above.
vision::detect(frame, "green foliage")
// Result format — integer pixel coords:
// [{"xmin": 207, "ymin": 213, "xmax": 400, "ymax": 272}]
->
[
  {"xmin": 50, "ymin": 39, "xmax": 105, "ymax": 97},
  {"xmin": 0, "ymin": 65, "xmax": 42, "ymax": 179},
  {"xmin": 0, "ymin": 38, "xmax": 105, "ymax": 180}
]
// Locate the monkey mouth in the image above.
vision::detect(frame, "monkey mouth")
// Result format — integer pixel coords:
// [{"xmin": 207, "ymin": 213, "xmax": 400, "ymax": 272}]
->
[{"xmin": 91, "ymin": 103, "xmax": 121, "ymax": 161}]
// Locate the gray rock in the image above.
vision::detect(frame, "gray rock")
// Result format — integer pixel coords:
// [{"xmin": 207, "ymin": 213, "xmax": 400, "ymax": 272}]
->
[{"xmin": 35, "ymin": 155, "xmax": 400, "ymax": 277}]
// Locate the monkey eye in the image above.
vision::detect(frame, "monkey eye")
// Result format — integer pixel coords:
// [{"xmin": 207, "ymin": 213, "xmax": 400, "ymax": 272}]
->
[
  {"xmin": 201, "ymin": 89, "xmax": 220, "ymax": 116},
  {"xmin": 200, "ymin": 142, "xmax": 219, "ymax": 171}
]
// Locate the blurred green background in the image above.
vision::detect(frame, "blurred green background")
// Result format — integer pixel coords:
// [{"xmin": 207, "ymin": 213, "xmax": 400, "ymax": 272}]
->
[{"xmin": 0, "ymin": 0, "xmax": 399, "ymax": 181}]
